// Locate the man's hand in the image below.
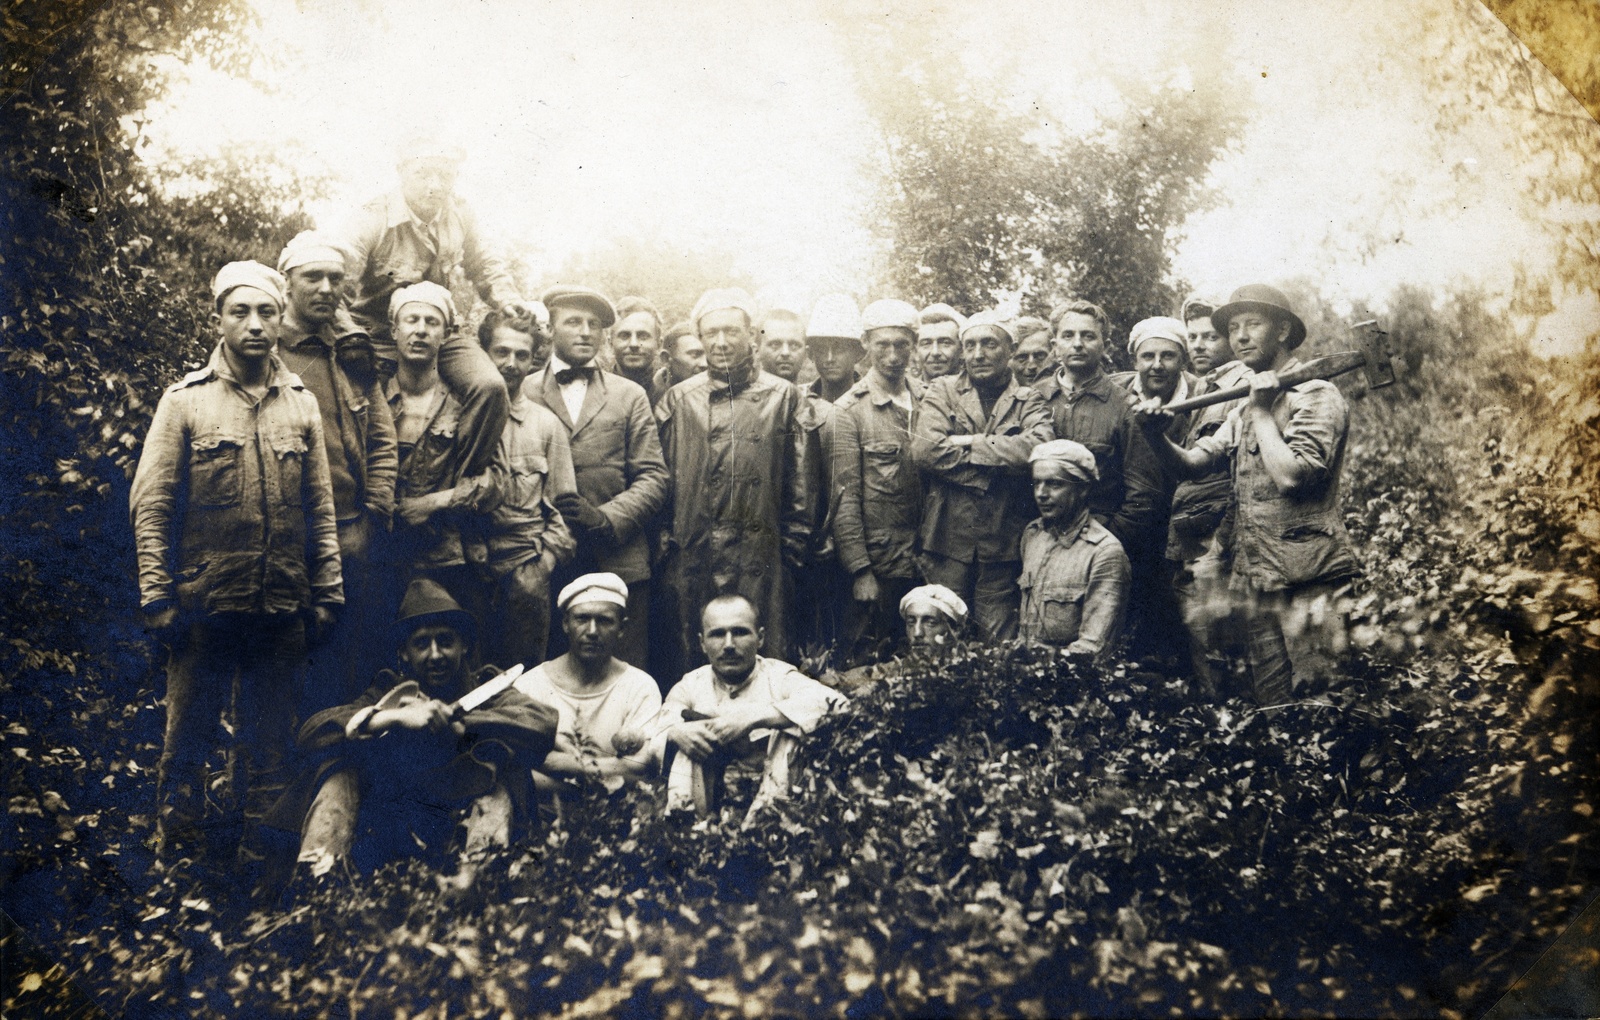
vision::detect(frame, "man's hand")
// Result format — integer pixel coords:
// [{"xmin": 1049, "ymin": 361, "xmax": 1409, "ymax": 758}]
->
[
  {"xmin": 611, "ymin": 725, "xmax": 647, "ymax": 758},
  {"xmin": 667, "ymin": 720, "xmax": 721, "ymax": 761},
  {"xmin": 1247, "ymin": 370, "xmax": 1282, "ymax": 412},
  {"xmin": 398, "ymin": 491, "xmax": 449, "ymax": 527},
  {"xmin": 371, "ymin": 698, "xmax": 455, "ymax": 734},
  {"xmin": 141, "ymin": 603, "xmax": 179, "ymax": 637},
  {"xmin": 310, "ymin": 605, "xmax": 338, "ymax": 644},
  {"xmin": 1131, "ymin": 396, "xmax": 1174, "ymax": 436},
  {"xmin": 553, "ymin": 493, "xmax": 612, "ymax": 538},
  {"xmin": 852, "ymin": 571, "xmax": 880, "ymax": 603},
  {"xmin": 501, "ymin": 299, "xmax": 548, "ymax": 332}
]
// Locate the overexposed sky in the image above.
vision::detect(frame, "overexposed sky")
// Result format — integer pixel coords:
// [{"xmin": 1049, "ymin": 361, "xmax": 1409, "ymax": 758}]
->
[{"xmin": 140, "ymin": 0, "xmax": 1600, "ymax": 350}]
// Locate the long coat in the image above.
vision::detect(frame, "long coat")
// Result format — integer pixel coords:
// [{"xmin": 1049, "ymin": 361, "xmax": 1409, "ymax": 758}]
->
[
  {"xmin": 524, "ymin": 367, "xmax": 669, "ymax": 584},
  {"xmin": 656, "ymin": 369, "xmax": 810, "ymax": 663}
]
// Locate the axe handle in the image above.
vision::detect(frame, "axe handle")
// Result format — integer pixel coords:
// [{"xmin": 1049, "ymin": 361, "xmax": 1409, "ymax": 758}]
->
[{"xmin": 1162, "ymin": 352, "xmax": 1369, "ymax": 415}]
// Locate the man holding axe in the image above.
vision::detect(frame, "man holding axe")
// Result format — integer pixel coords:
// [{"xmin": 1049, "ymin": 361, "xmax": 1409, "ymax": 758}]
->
[{"xmin": 1134, "ymin": 284, "xmax": 1389, "ymax": 704}]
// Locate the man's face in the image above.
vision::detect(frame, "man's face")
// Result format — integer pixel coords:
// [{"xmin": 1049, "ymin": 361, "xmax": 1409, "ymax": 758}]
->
[
  {"xmin": 757, "ymin": 318, "xmax": 807, "ymax": 382},
  {"xmin": 700, "ymin": 600, "xmax": 763, "ymax": 686},
  {"xmin": 285, "ymin": 262, "xmax": 344, "ymax": 327},
  {"xmin": 699, "ymin": 308, "xmax": 755, "ymax": 374},
  {"xmin": 563, "ymin": 602, "xmax": 624, "ymax": 668},
  {"xmin": 962, "ymin": 329, "xmax": 1013, "ymax": 385},
  {"xmin": 1010, "ymin": 333, "xmax": 1055, "ymax": 384},
  {"xmin": 1033, "ymin": 462, "xmax": 1090, "ymax": 526},
  {"xmin": 399, "ymin": 622, "xmax": 468, "ymax": 696},
  {"xmin": 808, "ymin": 336, "xmax": 865, "ymax": 386},
  {"xmin": 487, "ymin": 326, "xmax": 537, "ymax": 395},
  {"xmin": 1228, "ymin": 311, "xmax": 1289, "ymax": 372},
  {"xmin": 550, "ymin": 303, "xmax": 603, "ymax": 367},
  {"xmin": 394, "ymin": 302, "xmax": 447, "ymax": 369},
  {"xmin": 214, "ymin": 287, "xmax": 282, "ymax": 362},
  {"xmin": 904, "ymin": 603, "xmax": 958, "ymax": 653},
  {"xmin": 669, "ymin": 333, "xmax": 707, "ymax": 383},
  {"xmin": 1135, "ymin": 338, "xmax": 1187, "ymax": 402},
  {"xmin": 613, "ymin": 312, "xmax": 661, "ymax": 375},
  {"xmin": 1186, "ymin": 316, "xmax": 1231, "ymax": 375},
  {"xmin": 916, "ymin": 321, "xmax": 961, "ymax": 377},
  {"xmin": 866, "ymin": 327, "xmax": 913, "ymax": 382},
  {"xmin": 1052, "ymin": 312, "xmax": 1105, "ymax": 375},
  {"xmin": 397, "ymin": 157, "xmax": 458, "ymax": 222}
]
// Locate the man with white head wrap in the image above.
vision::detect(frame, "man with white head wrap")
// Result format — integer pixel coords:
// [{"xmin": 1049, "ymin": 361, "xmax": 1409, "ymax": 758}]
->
[
  {"xmin": 276, "ymin": 231, "xmax": 399, "ymax": 708},
  {"xmin": 131, "ymin": 261, "xmax": 344, "ymax": 867},
  {"xmin": 514, "ymin": 573, "xmax": 663, "ymax": 791},
  {"xmin": 1018, "ymin": 439, "xmax": 1131, "ymax": 662},
  {"xmin": 656, "ymin": 287, "xmax": 811, "ymax": 668}
]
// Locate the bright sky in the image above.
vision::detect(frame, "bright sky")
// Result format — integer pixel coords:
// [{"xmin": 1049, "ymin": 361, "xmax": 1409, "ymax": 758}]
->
[{"xmin": 141, "ymin": 0, "xmax": 1600, "ymax": 351}]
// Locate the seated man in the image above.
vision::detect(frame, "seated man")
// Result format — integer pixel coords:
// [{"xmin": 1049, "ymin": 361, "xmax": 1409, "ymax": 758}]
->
[
  {"xmin": 265, "ymin": 579, "xmax": 556, "ymax": 877},
  {"xmin": 659, "ymin": 595, "xmax": 846, "ymax": 816},
  {"xmin": 514, "ymin": 573, "xmax": 662, "ymax": 793},
  {"xmin": 825, "ymin": 584, "xmax": 970, "ymax": 695},
  {"xmin": 1018, "ymin": 440, "xmax": 1131, "ymax": 664}
]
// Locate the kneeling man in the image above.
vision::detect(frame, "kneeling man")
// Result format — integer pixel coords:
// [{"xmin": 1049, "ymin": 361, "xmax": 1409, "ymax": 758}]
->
[
  {"xmin": 515, "ymin": 573, "xmax": 663, "ymax": 791},
  {"xmin": 267, "ymin": 579, "xmax": 556, "ymax": 875},
  {"xmin": 1019, "ymin": 440, "xmax": 1131, "ymax": 663},
  {"xmin": 825, "ymin": 584, "xmax": 969, "ymax": 694},
  {"xmin": 660, "ymin": 595, "xmax": 846, "ymax": 814}
]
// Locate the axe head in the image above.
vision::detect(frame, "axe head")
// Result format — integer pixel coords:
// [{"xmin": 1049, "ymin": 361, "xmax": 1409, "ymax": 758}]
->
[{"xmin": 1350, "ymin": 320, "xmax": 1396, "ymax": 390}]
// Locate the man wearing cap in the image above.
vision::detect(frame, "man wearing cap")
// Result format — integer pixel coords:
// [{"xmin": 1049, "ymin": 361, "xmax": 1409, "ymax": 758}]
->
[
  {"xmin": 1019, "ymin": 440, "xmax": 1131, "ymax": 662},
  {"xmin": 806, "ymin": 295, "xmax": 866, "ymax": 404},
  {"xmin": 385, "ymin": 282, "xmax": 504, "ymax": 637},
  {"xmin": 1169, "ymin": 297, "xmax": 1252, "ymax": 692},
  {"xmin": 336, "ymin": 134, "xmax": 532, "ymax": 485},
  {"xmin": 911, "ymin": 312, "xmax": 1052, "ymax": 642},
  {"xmin": 659, "ymin": 595, "xmax": 845, "ymax": 814},
  {"xmin": 1134, "ymin": 284, "xmax": 1361, "ymax": 703},
  {"xmin": 613, "ymin": 296, "xmax": 669, "ymax": 407},
  {"xmin": 794, "ymin": 298, "xmax": 855, "ymax": 656},
  {"xmin": 823, "ymin": 584, "xmax": 968, "ymax": 695},
  {"xmin": 525, "ymin": 285, "xmax": 670, "ymax": 671},
  {"xmin": 916, "ymin": 303, "xmax": 966, "ymax": 380},
  {"xmin": 1038, "ymin": 300, "xmax": 1163, "ymax": 555},
  {"xmin": 276, "ymin": 231, "xmax": 400, "ymax": 707},
  {"xmin": 265, "ymin": 578, "xmax": 557, "ymax": 879},
  {"xmin": 1109, "ymin": 316, "xmax": 1202, "ymax": 665},
  {"xmin": 833, "ymin": 298, "xmax": 926, "ymax": 662},
  {"xmin": 131, "ymin": 262, "xmax": 343, "ymax": 867},
  {"xmin": 481, "ymin": 310, "xmax": 578, "ymax": 669},
  {"xmin": 515, "ymin": 574, "xmax": 663, "ymax": 791},
  {"xmin": 657, "ymin": 288, "xmax": 811, "ymax": 666}
]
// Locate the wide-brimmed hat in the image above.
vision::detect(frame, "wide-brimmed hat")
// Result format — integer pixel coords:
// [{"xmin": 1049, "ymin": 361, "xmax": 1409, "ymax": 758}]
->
[
  {"xmin": 392, "ymin": 577, "xmax": 476, "ymax": 647},
  {"xmin": 540, "ymin": 285, "xmax": 617, "ymax": 329},
  {"xmin": 1211, "ymin": 284, "xmax": 1307, "ymax": 350}
]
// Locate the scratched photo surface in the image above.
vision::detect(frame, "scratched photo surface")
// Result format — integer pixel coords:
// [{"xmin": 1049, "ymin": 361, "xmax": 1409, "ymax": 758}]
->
[{"xmin": 3, "ymin": 0, "xmax": 1598, "ymax": 1017}]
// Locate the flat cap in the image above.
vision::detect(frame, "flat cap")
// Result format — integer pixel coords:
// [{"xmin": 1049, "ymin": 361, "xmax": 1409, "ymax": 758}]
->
[
  {"xmin": 540, "ymin": 284, "xmax": 617, "ymax": 329},
  {"xmin": 690, "ymin": 287, "xmax": 757, "ymax": 328},
  {"xmin": 212, "ymin": 261, "xmax": 286, "ymax": 309},
  {"xmin": 389, "ymin": 281, "xmax": 457, "ymax": 328},
  {"xmin": 394, "ymin": 131, "xmax": 465, "ymax": 167},
  {"xmin": 557, "ymin": 572, "xmax": 629, "ymax": 612},
  {"xmin": 1029, "ymin": 439, "xmax": 1099, "ymax": 482},
  {"xmin": 899, "ymin": 584, "xmax": 969, "ymax": 624},
  {"xmin": 861, "ymin": 298, "xmax": 920, "ymax": 334},
  {"xmin": 807, "ymin": 293, "xmax": 862, "ymax": 340}
]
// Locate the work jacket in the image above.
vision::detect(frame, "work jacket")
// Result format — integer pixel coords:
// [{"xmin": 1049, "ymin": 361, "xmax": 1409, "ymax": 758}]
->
[
  {"xmin": 1167, "ymin": 360, "xmax": 1251, "ymax": 563},
  {"xmin": 525, "ymin": 365, "xmax": 669, "ymax": 583},
  {"xmin": 911, "ymin": 372, "xmax": 1052, "ymax": 564},
  {"xmin": 1190, "ymin": 360, "xmax": 1362, "ymax": 592},
  {"xmin": 337, "ymin": 190, "xmax": 520, "ymax": 334},
  {"xmin": 487, "ymin": 398, "xmax": 579, "ymax": 575},
  {"xmin": 831, "ymin": 369, "xmax": 925, "ymax": 579},
  {"xmin": 1035, "ymin": 369, "xmax": 1163, "ymax": 553},
  {"xmin": 387, "ymin": 379, "xmax": 502, "ymax": 570},
  {"xmin": 276, "ymin": 316, "xmax": 398, "ymax": 525},
  {"xmin": 799, "ymin": 379, "xmax": 837, "ymax": 564},
  {"xmin": 1018, "ymin": 511, "xmax": 1131, "ymax": 663},
  {"xmin": 130, "ymin": 344, "xmax": 343, "ymax": 615}
]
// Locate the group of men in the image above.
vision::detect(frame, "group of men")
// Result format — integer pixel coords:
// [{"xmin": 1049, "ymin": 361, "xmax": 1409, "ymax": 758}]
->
[{"xmin": 128, "ymin": 137, "xmax": 1362, "ymax": 886}]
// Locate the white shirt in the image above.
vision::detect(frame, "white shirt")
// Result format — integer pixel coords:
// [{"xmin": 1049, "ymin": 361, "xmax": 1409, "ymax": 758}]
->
[{"xmin": 547, "ymin": 354, "xmax": 590, "ymax": 424}]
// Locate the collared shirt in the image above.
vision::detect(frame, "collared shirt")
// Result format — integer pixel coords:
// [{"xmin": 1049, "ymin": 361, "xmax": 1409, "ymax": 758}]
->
[
  {"xmin": 1017, "ymin": 510, "xmax": 1130, "ymax": 661},
  {"xmin": 1189, "ymin": 358, "xmax": 1360, "ymax": 592},
  {"xmin": 385, "ymin": 377, "xmax": 501, "ymax": 569},
  {"xmin": 130, "ymin": 344, "xmax": 344, "ymax": 614},
  {"xmin": 487, "ymin": 398, "xmax": 579, "ymax": 573},
  {"xmin": 832, "ymin": 368, "xmax": 927, "ymax": 577},
  {"xmin": 545, "ymin": 354, "xmax": 590, "ymax": 425}
]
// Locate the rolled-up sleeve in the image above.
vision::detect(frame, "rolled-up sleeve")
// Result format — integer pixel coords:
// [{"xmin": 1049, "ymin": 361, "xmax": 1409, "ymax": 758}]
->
[{"xmin": 1279, "ymin": 384, "xmax": 1347, "ymax": 494}]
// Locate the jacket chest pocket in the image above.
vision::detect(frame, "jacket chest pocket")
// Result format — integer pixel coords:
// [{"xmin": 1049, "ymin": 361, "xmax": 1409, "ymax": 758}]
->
[
  {"xmin": 862, "ymin": 441, "xmax": 903, "ymax": 492},
  {"xmin": 268, "ymin": 430, "xmax": 309, "ymax": 504},
  {"xmin": 1025, "ymin": 578, "xmax": 1086, "ymax": 642},
  {"xmin": 189, "ymin": 434, "xmax": 244, "ymax": 507}
]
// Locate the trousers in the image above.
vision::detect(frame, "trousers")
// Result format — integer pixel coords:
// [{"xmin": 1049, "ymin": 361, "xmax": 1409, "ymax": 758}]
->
[
  {"xmin": 1240, "ymin": 579, "xmax": 1353, "ymax": 704},
  {"xmin": 298, "ymin": 767, "xmax": 511, "ymax": 872},
  {"xmin": 917, "ymin": 553, "xmax": 1021, "ymax": 642}
]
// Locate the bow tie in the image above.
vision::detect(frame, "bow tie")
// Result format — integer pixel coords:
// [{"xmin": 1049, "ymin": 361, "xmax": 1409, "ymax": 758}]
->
[{"xmin": 554, "ymin": 365, "xmax": 595, "ymax": 386}]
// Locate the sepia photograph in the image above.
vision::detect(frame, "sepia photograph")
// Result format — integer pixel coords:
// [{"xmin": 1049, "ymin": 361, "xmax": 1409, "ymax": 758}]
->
[{"xmin": 2, "ymin": 0, "xmax": 1599, "ymax": 1016}]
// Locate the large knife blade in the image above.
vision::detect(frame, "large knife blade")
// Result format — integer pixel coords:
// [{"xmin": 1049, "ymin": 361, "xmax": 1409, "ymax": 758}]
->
[{"xmin": 453, "ymin": 662, "xmax": 527, "ymax": 714}]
